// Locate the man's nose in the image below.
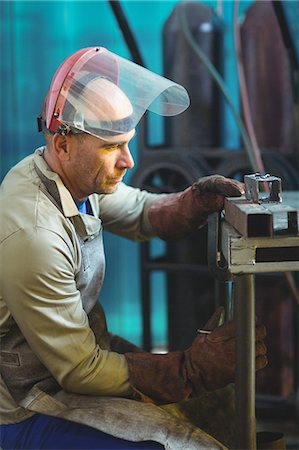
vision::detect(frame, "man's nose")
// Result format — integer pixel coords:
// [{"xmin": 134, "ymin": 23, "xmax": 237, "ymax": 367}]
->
[{"xmin": 118, "ymin": 145, "xmax": 135, "ymax": 169}]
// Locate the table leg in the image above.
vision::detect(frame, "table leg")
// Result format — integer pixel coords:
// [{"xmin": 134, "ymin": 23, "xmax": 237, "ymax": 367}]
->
[{"xmin": 233, "ymin": 273, "xmax": 256, "ymax": 450}]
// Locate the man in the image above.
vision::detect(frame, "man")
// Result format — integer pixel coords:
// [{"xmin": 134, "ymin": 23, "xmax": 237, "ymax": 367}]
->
[{"xmin": 0, "ymin": 47, "xmax": 267, "ymax": 450}]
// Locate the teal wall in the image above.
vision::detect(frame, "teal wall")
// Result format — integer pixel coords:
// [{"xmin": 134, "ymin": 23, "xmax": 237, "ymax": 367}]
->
[{"xmin": 1, "ymin": 0, "xmax": 252, "ymax": 347}]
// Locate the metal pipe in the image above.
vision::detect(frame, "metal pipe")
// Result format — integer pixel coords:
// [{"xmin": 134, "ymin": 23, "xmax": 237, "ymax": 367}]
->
[
  {"xmin": 141, "ymin": 243, "xmax": 152, "ymax": 351},
  {"xmin": 233, "ymin": 273, "xmax": 256, "ymax": 450},
  {"xmin": 108, "ymin": 1, "xmax": 145, "ymax": 67}
]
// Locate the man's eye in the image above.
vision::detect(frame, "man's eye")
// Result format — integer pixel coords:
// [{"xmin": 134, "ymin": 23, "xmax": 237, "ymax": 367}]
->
[{"xmin": 105, "ymin": 145, "xmax": 120, "ymax": 151}]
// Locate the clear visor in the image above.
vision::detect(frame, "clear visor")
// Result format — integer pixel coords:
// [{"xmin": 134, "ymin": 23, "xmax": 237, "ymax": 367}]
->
[{"xmin": 47, "ymin": 47, "xmax": 190, "ymax": 139}]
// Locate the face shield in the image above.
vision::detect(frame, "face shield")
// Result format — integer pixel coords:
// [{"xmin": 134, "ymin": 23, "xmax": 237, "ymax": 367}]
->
[{"xmin": 44, "ymin": 47, "xmax": 190, "ymax": 140}]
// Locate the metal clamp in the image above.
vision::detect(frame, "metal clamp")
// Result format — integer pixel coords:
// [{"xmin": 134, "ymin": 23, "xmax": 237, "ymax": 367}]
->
[{"xmin": 207, "ymin": 212, "xmax": 231, "ymax": 281}]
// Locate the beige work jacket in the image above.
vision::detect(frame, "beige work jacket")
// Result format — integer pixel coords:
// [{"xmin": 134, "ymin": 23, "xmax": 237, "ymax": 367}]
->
[
  {"xmin": 0, "ymin": 148, "xmax": 227, "ymax": 450},
  {"xmin": 0, "ymin": 147, "xmax": 161, "ymax": 423}
]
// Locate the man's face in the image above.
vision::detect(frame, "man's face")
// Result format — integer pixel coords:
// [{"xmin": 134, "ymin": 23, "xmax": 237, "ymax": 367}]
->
[
  {"xmin": 64, "ymin": 129, "xmax": 135, "ymax": 200},
  {"xmin": 54, "ymin": 78, "xmax": 137, "ymax": 200}
]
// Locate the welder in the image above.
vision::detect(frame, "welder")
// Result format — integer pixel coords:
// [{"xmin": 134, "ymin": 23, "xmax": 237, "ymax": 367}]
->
[{"xmin": 0, "ymin": 46, "xmax": 267, "ymax": 450}]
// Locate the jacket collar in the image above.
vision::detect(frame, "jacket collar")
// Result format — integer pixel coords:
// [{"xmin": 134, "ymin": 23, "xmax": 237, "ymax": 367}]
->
[
  {"xmin": 34, "ymin": 147, "xmax": 78, "ymax": 218},
  {"xmin": 33, "ymin": 147, "xmax": 101, "ymax": 239}
]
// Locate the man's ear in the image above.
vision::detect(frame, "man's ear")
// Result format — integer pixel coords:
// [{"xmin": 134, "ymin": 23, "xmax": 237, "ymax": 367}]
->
[{"xmin": 52, "ymin": 134, "xmax": 71, "ymax": 161}]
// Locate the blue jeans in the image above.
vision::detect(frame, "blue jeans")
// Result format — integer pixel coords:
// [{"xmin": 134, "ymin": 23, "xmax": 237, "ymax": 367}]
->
[{"xmin": 0, "ymin": 414, "xmax": 163, "ymax": 449}]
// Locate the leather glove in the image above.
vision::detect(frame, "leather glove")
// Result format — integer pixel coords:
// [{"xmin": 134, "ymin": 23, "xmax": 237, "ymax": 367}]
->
[
  {"xmin": 125, "ymin": 307, "xmax": 267, "ymax": 405},
  {"xmin": 184, "ymin": 307, "xmax": 267, "ymax": 395},
  {"xmin": 148, "ymin": 175, "xmax": 244, "ymax": 240}
]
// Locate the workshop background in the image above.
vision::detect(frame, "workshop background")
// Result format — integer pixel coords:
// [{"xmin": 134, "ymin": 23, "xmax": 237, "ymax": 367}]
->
[
  {"xmin": 1, "ymin": 0, "xmax": 299, "ymax": 439},
  {"xmin": 0, "ymin": 0, "xmax": 253, "ymax": 347}
]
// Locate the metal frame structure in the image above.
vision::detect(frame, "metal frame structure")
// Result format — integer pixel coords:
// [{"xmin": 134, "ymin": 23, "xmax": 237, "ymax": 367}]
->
[{"xmin": 208, "ymin": 191, "xmax": 299, "ymax": 449}]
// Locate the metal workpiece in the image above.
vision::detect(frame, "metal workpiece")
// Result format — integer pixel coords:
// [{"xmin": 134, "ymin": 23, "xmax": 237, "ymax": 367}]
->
[
  {"xmin": 224, "ymin": 197, "xmax": 298, "ymax": 238},
  {"xmin": 223, "ymin": 188, "xmax": 299, "ymax": 274},
  {"xmin": 226, "ymin": 175, "xmax": 298, "ymax": 239},
  {"xmin": 244, "ymin": 173, "xmax": 282, "ymax": 203}
]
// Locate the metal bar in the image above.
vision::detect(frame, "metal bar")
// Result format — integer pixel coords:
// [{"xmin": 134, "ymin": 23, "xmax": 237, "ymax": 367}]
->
[
  {"xmin": 256, "ymin": 246, "xmax": 299, "ymax": 262},
  {"xmin": 233, "ymin": 274, "xmax": 257, "ymax": 450},
  {"xmin": 108, "ymin": 1, "xmax": 145, "ymax": 67},
  {"xmin": 225, "ymin": 197, "xmax": 299, "ymax": 238},
  {"xmin": 144, "ymin": 261, "xmax": 210, "ymax": 274},
  {"xmin": 215, "ymin": 280, "xmax": 233, "ymax": 319},
  {"xmin": 141, "ymin": 243, "xmax": 152, "ymax": 351},
  {"xmin": 207, "ymin": 212, "xmax": 231, "ymax": 281},
  {"xmin": 265, "ymin": 203, "xmax": 298, "ymax": 235},
  {"xmin": 225, "ymin": 197, "xmax": 273, "ymax": 237},
  {"xmin": 221, "ymin": 220, "xmax": 299, "ymax": 274},
  {"xmin": 271, "ymin": 1, "xmax": 299, "ymax": 73}
]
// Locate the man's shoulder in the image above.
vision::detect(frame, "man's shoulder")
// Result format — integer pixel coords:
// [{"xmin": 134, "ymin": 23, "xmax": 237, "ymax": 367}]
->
[
  {"xmin": 0, "ymin": 154, "xmax": 73, "ymax": 244},
  {"xmin": 0, "ymin": 153, "xmax": 37, "ymax": 237}
]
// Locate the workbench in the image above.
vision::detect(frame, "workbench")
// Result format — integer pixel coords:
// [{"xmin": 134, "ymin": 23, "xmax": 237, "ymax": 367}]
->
[{"xmin": 209, "ymin": 190, "xmax": 299, "ymax": 450}]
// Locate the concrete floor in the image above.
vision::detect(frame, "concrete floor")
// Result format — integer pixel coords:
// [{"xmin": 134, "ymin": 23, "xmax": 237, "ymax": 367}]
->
[
  {"xmin": 256, "ymin": 395, "xmax": 299, "ymax": 450},
  {"xmin": 257, "ymin": 418, "xmax": 299, "ymax": 449}
]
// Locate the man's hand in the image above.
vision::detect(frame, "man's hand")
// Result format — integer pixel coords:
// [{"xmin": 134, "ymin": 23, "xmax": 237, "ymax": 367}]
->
[
  {"xmin": 184, "ymin": 307, "xmax": 267, "ymax": 395},
  {"xmin": 125, "ymin": 307, "xmax": 267, "ymax": 405},
  {"xmin": 194, "ymin": 175, "xmax": 244, "ymax": 197},
  {"xmin": 148, "ymin": 175, "xmax": 245, "ymax": 240}
]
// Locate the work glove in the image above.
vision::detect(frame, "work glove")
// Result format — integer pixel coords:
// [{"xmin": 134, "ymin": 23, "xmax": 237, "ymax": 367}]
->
[
  {"xmin": 125, "ymin": 307, "xmax": 267, "ymax": 405},
  {"xmin": 148, "ymin": 175, "xmax": 244, "ymax": 240}
]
